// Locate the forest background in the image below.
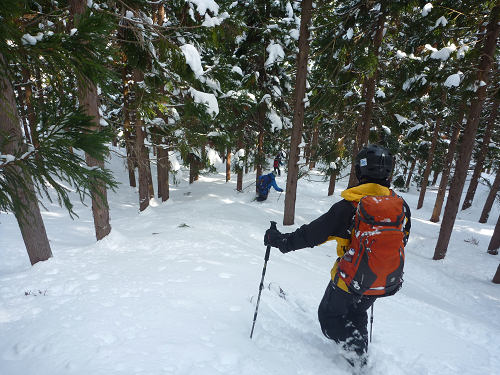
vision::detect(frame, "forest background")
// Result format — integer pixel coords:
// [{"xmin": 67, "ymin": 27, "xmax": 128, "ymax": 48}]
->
[{"xmin": 1, "ymin": 0, "xmax": 500, "ymax": 281}]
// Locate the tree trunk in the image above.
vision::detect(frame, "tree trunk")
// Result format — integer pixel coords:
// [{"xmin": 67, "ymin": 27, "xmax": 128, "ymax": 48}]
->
[
  {"xmin": 360, "ymin": 6, "xmax": 386, "ymax": 147},
  {"xmin": 122, "ymin": 63, "xmax": 136, "ymax": 187},
  {"xmin": 283, "ymin": 0, "xmax": 313, "ymax": 226},
  {"xmin": 226, "ymin": 148, "xmax": 231, "ymax": 182},
  {"xmin": 462, "ymin": 99, "xmax": 499, "ymax": 210},
  {"xmin": 488, "ymin": 213, "xmax": 500, "ymax": 255},
  {"xmin": 348, "ymin": 116, "xmax": 364, "ymax": 187},
  {"xmin": 157, "ymin": 144, "xmax": 169, "ymax": 202},
  {"xmin": 433, "ymin": 4, "xmax": 500, "ymax": 260},
  {"xmin": 132, "ymin": 69, "xmax": 151, "ymax": 211},
  {"xmin": 22, "ymin": 67, "xmax": 37, "ymax": 145},
  {"xmin": 493, "ymin": 263, "xmax": 500, "ymax": 284},
  {"xmin": 405, "ymin": 159, "xmax": 417, "ymax": 188},
  {"xmin": 236, "ymin": 123, "xmax": 244, "ymax": 191},
  {"xmin": 70, "ymin": 0, "xmax": 111, "ymax": 240},
  {"xmin": 479, "ymin": 169, "xmax": 500, "ymax": 223},
  {"xmin": 309, "ymin": 124, "xmax": 319, "ymax": 170},
  {"xmin": 430, "ymin": 102, "xmax": 465, "ymax": 222},
  {"xmin": 328, "ymin": 172, "xmax": 336, "ymax": 196},
  {"xmin": 417, "ymin": 112, "xmax": 443, "ymax": 209},
  {"xmin": 81, "ymin": 82, "xmax": 111, "ymax": 240},
  {"xmin": 255, "ymin": 111, "xmax": 265, "ymax": 193},
  {"xmin": 0, "ymin": 55, "xmax": 53, "ymax": 265}
]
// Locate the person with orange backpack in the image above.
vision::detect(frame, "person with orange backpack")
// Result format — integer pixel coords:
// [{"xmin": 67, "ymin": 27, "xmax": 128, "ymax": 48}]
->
[{"xmin": 264, "ymin": 144, "xmax": 411, "ymax": 369}]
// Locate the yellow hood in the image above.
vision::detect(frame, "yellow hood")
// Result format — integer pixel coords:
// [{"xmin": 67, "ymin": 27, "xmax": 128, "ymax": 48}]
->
[{"xmin": 340, "ymin": 183, "xmax": 390, "ymax": 202}]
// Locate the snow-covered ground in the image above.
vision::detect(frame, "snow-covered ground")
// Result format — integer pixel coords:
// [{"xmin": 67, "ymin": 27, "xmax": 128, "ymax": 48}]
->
[{"xmin": 1, "ymin": 146, "xmax": 500, "ymax": 375}]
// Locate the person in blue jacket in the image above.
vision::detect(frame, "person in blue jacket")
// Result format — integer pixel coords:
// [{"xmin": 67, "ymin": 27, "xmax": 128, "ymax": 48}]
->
[{"xmin": 256, "ymin": 171, "xmax": 283, "ymax": 201}]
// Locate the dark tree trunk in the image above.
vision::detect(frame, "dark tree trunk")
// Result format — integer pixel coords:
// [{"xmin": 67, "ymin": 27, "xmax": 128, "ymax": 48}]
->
[
  {"xmin": 309, "ymin": 124, "xmax": 319, "ymax": 170},
  {"xmin": 434, "ymin": 4, "xmax": 500, "ymax": 260},
  {"xmin": 122, "ymin": 64, "xmax": 136, "ymax": 187},
  {"xmin": 0, "ymin": 55, "xmax": 53, "ymax": 265},
  {"xmin": 462, "ymin": 99, "xmax": 499, "ymax": 210},
  {"xmin": 157, "ymin": 144, "xmax": 169, "ymax": 202},
  {"xmin": 189, "ymin": 152, "xmax": 200, "ymax": 184},
  {"xmin": 348, "ymin": 116, "xmax": 364, "ymax": 187},
  {"xmin": 430, "ymin": 102, "xmax": 465, "ymax": 222},
  {"xmin": 479, "ymin": 169, "xmax": 500, "ymax": 223},
  {"xmin": 431, "ymin": 170, "xmax": 440, "ymax": 186},
  {"xmin": 328, "ymin": 172, "xmax": 336, "ymax": 196},
  {"xmin": 21, "ymin": 67, "xmax": 37, "ymax": 145},
  {"xmin": 70, "ymin": 0, "xmax": 111, "ymax": 240},
  {"xmin": 283, "ymin": 0, "xmax": 313, "ymax": 225},
  {"xmin": 360, "ymin": 7, "xmax": 385, "ymax": 147},
  {"xmin": 226, "ymin": 148, "xmax": 231, "ymax": 182},
  {"xmin": 236, "ymin": 123, "xmax": 244, "ymax": 191},
  {"xmin": 405, "ymin": 159, "xmax": 417, "ymax": 188},
  {"xmin": 488, "ymin": 213, "xmax": 500, "ymax": 255},
  {"xmin": 493, "ymin": 263, "xmax": 500, "ymax": 284},
  {"xmin": 255, "ymin": 110, "xmax": 265, "ymax": 193},
  {"xmin": 132, "ymin": 69, "xmax": 151, "ymax": 211},
  {"xmin": 417, "ymin": 111, "xmax": 443, "ymax": 209},
  {"xmin": 82, "ymin": 83, "xmax": 111, "ymax": 240}
]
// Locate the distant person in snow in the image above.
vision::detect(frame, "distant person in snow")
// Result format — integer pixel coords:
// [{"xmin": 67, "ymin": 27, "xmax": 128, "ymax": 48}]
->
[
  {"xmin": 273, "ymin": 152, "xmax": 284, "ymax": 176},
  {"xmin": 256, "ymin": 171, "xmax": 283, "ymax": 202},
  {"xmin": 263, "ymin": 144, "xmax": 411, "ymax": 369}
]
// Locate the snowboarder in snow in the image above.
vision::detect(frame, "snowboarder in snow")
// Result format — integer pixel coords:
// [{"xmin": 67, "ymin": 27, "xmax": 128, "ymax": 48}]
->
[
  {"xmin": 273, "ymin": 152, "xmax": 284, "ymax": 176},
  {"xmin": 264, "ymin": 144, "xmax": 411, "ymax": 368},
  {"xmin": 256, "ymin": 171, "xmax": 283, "ymax": 202}
]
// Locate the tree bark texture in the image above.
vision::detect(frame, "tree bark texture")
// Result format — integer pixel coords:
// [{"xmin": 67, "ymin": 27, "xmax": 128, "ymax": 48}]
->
[
  {"xmin": 157, "ymin": 145, "xmax": 169, "ymax": 202},
  {"xmin": 479, "ymin": 169, "xmax": 500, "ymax": 223},
  {"xmin": 308, "ymin": 124, "xmax": 319, "ymax": 170},
  {"xmin": 0, "ymin": 55, "xmax": 53, "ymax": 265},
  {"xmin": 133, "ymin": 69, "xmax": 151, "ymax": 212},
  {"xmin": 430, "ymin": 102, "xmax": 465, "ymax": 222},
  {"xmin": 283, "ymin": 0, "xmax": 313, "ymax": 226},
  {"xmin": 122, "ymin": 64, "xmax": 136, "ymax": 187},
  {"xmin": 226, "ymin": 148, "xmax": 231, "ymax": 182},
  {"xmin": 461, "ymin": 99, "xmax": 499, "ymax": 210},
  {"xmin": 417, "ymin": 114, "xmax": 442, "ymax": 209},
  {"xmin": 488, "ymin": 213, "xmax": 500, "ymax": 255},
  {"xmin": 69, "ymin": 0, "xmax": 112, "ymax": 240},
  {"xmin": 255, "ymin": 111, "xmax": 265, "ymax": 193},
  {"xmin": 433, "ymin": 4, "xmax": 500, "ymax": 260},
  {"xmin": 236, "ymin": 123, "xmax": 244, "ymax": 191},
  {"xmin": 492, "ymin": 263, "xmax": 500, "ymax": 284},
  {"xmin": 405, "ymin": 159, "xmax": 417, "ymax": 188},
  {"xmin": 328, "ymin": 172, "xmax": 336, "ymax": 196}
]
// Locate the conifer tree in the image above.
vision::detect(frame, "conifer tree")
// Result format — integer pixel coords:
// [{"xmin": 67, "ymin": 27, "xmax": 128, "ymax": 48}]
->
[
  {"xmin": 0, "ymin": 0, "xmax": 118, "ymax": 264},
  {"xmin": 434, "ymin": 2, "xmax": 500, "ymax": 260}
]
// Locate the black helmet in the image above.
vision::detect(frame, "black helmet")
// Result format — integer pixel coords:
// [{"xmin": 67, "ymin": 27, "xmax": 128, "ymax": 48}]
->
[{"xmin": 355, "ymin": 144, "xmax": 393, "ymax": 180}]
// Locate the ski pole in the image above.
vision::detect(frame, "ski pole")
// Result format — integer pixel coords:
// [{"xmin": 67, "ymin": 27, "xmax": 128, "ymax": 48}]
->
[
  {"xmin": 277, "ymin": 192, "xmax": 282, "ymax": 201},
  {"xmin": 242, "ymin": 181, "xmax": 255, "ymax": 192},
  {"xmin": 250, "ymin": 221, "xmax": 277, "ymax": 339},
  {"xmin": 369, "ymin": 304, "xmax": 374, "ymax": 342}
]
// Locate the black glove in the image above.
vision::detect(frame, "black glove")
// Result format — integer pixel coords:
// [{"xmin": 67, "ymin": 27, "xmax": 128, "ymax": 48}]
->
[
  {"xmin": 264, "ymin": 228, "xmax": 281, "ymax": 247},
  {"xmin": 264, "ymin": 229, "xmax": 292, "ymax": 253},
  {"xmin": 279, "ymin": 189, "xmax": 284, "ymax": 192}
]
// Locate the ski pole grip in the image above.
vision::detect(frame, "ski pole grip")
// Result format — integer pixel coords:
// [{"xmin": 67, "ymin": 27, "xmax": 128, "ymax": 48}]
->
[{"xmin": 264, "ymin": 221, "xmax": 277, "ymax": 261}]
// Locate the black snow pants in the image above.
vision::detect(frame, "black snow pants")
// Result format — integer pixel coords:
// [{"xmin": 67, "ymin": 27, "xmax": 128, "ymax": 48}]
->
[
  {"xmin": 318, "ymin": 279, "xmax": 377, "ymax": 356},
  {"xmin": 256, "ymin": 191, "xmax": 268, "ymax": 201}
]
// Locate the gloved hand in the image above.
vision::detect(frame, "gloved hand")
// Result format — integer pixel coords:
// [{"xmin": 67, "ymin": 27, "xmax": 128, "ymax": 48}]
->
[
  {"xmin": 264, "ymin": 227, "xmax": 282, "ymax": 247},
  {"xmin": 264, "ymin": 229, "xmax": 292, "ymax": 253},
  {"xmin": 279, "ymin": 189, "xmax": 284, "ymax": 192}
]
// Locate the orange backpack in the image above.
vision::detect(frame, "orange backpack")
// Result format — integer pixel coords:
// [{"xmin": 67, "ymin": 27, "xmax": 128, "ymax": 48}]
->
[{"xmin": 337, "ymin": 191, "xmax": 406, "ymax": 297}]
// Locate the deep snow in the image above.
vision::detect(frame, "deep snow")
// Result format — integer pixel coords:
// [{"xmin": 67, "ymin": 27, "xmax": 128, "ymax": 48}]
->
[{"xmin": 1, "ymin": 146, "xmax": 500, "ymax": 375}]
